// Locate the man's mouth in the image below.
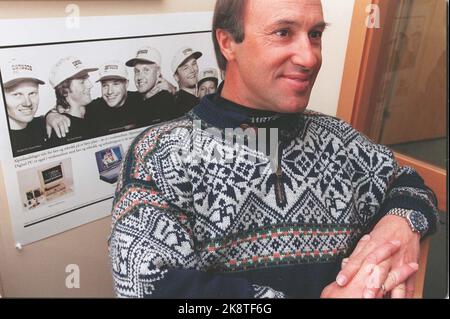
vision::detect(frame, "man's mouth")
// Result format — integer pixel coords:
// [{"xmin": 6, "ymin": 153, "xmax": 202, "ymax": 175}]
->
[
  {"xmin": 281, "ymin": 74, "xmax": 311, "ymax": 92},
  {"xmin": 19, "ymin": 108, "xmax": 34, "ymax": 115}
]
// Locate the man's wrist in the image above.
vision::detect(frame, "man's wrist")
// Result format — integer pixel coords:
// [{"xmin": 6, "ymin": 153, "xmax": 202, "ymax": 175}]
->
[
  {"xmin": 386, "ymin": 208, "xmax": 429, "ymax": 237},
  {"xmin": 45, "ymin": 108, "xmax": 58, "ymax": 119}
]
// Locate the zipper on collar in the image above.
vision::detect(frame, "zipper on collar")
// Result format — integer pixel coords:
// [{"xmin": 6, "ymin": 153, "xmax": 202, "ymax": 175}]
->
[{"xmin": 274, "ymin": 141, "xmax": 287, "ymax": 208}]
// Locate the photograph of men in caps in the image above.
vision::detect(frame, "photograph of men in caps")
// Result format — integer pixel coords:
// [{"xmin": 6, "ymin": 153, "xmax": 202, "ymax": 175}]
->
[
  {"xmin": 172, "ymin": 46, "xmax": 202, "ymax": 116},
  {"xmin": 197, "ymin": 67, "xmax": 220, "ymax": 99},
  {"xmin": 126, "ymin": 46, "xmax": 177, "ymax": 126},
  {"xmin": 2, "ymin": 59, "xmax": 47, "ymax": 157},
  {"xmin": 46, "ymin": 56, "xmax": 98, "ymax": 147},
  {"xmin": 82, "ymin": 61, "xmax": 142, "ymax": 137}
]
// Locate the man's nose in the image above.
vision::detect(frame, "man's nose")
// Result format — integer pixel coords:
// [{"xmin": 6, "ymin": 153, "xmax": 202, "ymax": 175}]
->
[
  {"xmin": 107, "ymin": 86, "xmax": 113, "ymax": 95},
  {"xmin": 291, "ymin": 36, "xmax": 321, "ymax": 71},
  {"xmin": 23, "ymin": 96, "xmax": 33, "ymax": 107},
  {"xmin": 86, "ymin": 79, "xmax": 93, "ymax": 89}
]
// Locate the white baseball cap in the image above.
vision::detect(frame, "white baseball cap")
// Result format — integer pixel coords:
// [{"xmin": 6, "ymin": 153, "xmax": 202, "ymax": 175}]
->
[
  {"xmin": 97, "ymin": 61, "xmax": 128, "ymax": 82},
  {"xmin": 125, "ymin": 46, "xmax": 161, "ymax": 67},
  {"xmin": 2, "ymin": 59, "xmax": 45, "ymax": 89},
  {"xmin": 198, "ymin": 68, "xmax": 219, "ymax": 86},
  {"xmin": 49, "ymin": 56, "xmax": 98, "ymax": 89},
  {"xmin": 171, "ymin": 46, "xmax": 202, "ymax": 75}
]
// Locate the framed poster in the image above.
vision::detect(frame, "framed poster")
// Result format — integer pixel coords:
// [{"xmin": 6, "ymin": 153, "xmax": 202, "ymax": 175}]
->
[{"xmin": 0, "ymin": 11, "xmax": 218, "ymax": 245}]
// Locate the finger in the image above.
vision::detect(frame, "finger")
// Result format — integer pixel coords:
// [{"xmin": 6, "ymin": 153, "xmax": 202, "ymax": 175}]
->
[
  {"xmin": 341, "ymin": 258, "xmax": 349, "ymax": 269},
  {"xmin": 405, "ymin": 274, "xmax": 416, "ymax": 298},
  {"xmin": 46, "ymin": 125, "xmax": 52, "ymax": 138},
  {"xmin": 383, "ymin": 262, "xmax": 419, "ymax": 293},
  {"xmin": 54, "ymin": 125, "xmax": 62, "ymax": 138},
  {"xmin": 354, "ymin": 241, "xmax": 402, "ymax": 298},
  {"xmin": 362, "ymin": 240, "xmax": 401, "ymax": 267},
  {"xmin": 391, "ymin": 283, "xmax": 407, "ymax": 299},
  {"xmin": 362, "ymin": 260, "xmax": 390, "ymax": 298},
  {"xmin": 338, "ymin": 237, "xmax": 399, "ymax": 287},
  {"xmin": 336, "ymin": 234, "xmax": 371, "ymax": 286},
  {"xmin": 62, "ymin": 120, "xmax": 69, "ymax": 134},
  {"xmin": 64, "ymin": 117, "xmax": 71, "ymax": 130},
  {"xmin": 352, "ymin": 234, "xmax": 372, "ymax": 257},
  {"xmin": 57, "ymin": 122, "xmax": 66, "ymax": 138}
]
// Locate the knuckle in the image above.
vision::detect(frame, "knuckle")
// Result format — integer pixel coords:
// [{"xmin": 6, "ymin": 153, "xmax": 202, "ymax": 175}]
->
[
  {"xmin": 366, "ymin": 252, "xmax": 378, "ymax": 264},
  {"xmin": 388, "ymin": 272, "xmax": 399, "ymax": 286}
]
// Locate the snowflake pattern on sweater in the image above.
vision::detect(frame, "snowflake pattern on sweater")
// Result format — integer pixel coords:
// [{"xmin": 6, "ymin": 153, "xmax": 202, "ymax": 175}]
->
[{"xmin": 108, "ymin": 95, "xmax": 438, "ymax": 298}]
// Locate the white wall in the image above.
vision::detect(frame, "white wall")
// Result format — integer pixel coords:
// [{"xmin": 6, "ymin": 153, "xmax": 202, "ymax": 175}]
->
[{"xmin": 309, "ymin": 0, "xmax": 355, "ymax": 116}]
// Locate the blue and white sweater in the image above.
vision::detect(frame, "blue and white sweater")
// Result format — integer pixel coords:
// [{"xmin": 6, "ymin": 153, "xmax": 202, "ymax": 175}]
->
[{"xmin": 108, "ymin": 93, "xmax": 438, "ymax": 298}]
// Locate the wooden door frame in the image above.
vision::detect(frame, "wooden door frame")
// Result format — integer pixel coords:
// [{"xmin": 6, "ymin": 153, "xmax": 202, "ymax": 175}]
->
[
  {"xmin": 337, "ymin": 0, "xmax": 447, "ymax": 298},
  {"xmin": 337, "ymin": 0, "xmax": 446, "ymax": 212}
]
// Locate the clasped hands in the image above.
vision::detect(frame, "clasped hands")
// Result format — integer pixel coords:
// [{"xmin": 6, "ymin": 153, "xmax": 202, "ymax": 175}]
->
[{"xmin": 321, "ymin": 215, "xmax": 421, "ymax": 298}]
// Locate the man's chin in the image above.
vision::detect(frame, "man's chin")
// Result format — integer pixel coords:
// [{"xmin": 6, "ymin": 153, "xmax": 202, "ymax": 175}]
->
[{"xmin": 276, "ymin": 99, "xmax": 309, "ymax": 114}]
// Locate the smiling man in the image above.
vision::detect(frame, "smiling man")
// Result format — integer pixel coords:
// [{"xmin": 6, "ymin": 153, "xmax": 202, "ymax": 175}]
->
[
  {"xmin": 197, "ymin": 67, "xmax": 220, "ymax": 99},
  {"xmin": 109, "ymin": 0, "xmax": 438, "ymax": 299},
  {"xmin": 2, "ymin": 59, "xmax": 47, "ymax": 157},
  {"xmin": 85, "ymin": 61, "xmax": 142, "ymax": 137},
  {"xmin": 47, "ymin": 56, "xmax": 98, "ymax": 146},
  {"xmin": 126, "ymin": 46, "xmax": 177, "ymax": 126},
  {"xmin": 171, "ymin": 46, "xmax": 203, "ymax": 117}
]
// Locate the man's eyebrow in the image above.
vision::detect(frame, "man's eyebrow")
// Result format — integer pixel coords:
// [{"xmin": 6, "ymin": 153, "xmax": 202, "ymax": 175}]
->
[
  {"xmin": 270, "ymin": 19, "xmax": 330, "ymax": 30},
  {"xmin": 314, "ymin": 21, "xmax": 330, "ymax": 30}
]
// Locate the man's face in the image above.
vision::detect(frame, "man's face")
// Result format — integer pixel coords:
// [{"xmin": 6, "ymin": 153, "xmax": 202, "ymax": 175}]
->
[
  {"xmin": 5, "ymin": 80, "xmax": 39, "ymax": 129},
  {"xmin": 67, "ymin": 75, "xmax": 93, "ymax": 107},
  {"xmin": 229, "ymin": 0, "xmax": 325, "ymax": 113},
  {"xmin": 134, "ymin": 63, "xmax": 159, "ymax": 95},
  {"xmin": 198, "ymin": 80, "xmax": 218, "ymax": 99},
  {"xmin": 101, "ymin": 79, "xmax": 128, "ymax": 107},
  {"xmin": 175, "ymin": 57, "xmax": 199, "ymax": 89}
]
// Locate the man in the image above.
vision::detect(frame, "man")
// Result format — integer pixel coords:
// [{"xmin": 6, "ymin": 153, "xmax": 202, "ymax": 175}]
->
[
  {"xmin": 126, "ymin": 46, "xmax": 177, "ymax": 125},
  {"xmin": 109, "ymin": 0, "xmax": 438, "ymax": 298},
  {"xmin": 2, "ymin": 59, "xmax": 47, "ymax": 157},
  {"xmin": 197, "ymin": 67, "xmax": 220, "ymax": 99},
  {"xmin": 171, "ymin": 46, "xmax": 203, "ymax": 116},
  {"xmin": 47, "ymin": 56, "xmax": 98, "ymax": 146},
  {"xmin": 86, "ymin": 61, "xmax": 142, "ymax": 137}
]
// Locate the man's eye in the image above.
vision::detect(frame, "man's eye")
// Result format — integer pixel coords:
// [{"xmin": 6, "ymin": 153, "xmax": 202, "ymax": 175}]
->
[
  {"xmin": 275, "ymin": 29, "xmax": 289, "ymax": 37},
  {"xmin": 310, "ymin": 30, "xmax": 323, "ymax": 39}
]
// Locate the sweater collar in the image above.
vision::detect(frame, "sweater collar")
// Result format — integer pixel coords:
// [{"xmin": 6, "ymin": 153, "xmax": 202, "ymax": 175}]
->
[{"xmin": 191, "ymin": 83, "xmax": 305, "ymax": 141}]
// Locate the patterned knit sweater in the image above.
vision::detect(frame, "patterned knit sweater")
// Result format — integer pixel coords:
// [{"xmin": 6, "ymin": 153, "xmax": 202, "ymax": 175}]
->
[{"xmin": 108, "ymin": 93, "xmax": 438, "ymax": 298}]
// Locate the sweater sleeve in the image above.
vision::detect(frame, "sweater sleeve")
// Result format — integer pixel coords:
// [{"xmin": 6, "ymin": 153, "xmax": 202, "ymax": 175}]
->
[
  {"xmin": 108, "ymin": 127, "xmax": 286, "ymax": 298},
  {"xmin": 346, "ymin": 129, "xmax": 439, "ymax": 236}
]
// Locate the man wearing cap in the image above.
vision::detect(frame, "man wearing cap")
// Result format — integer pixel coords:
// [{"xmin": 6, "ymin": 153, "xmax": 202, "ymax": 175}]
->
[
  {"xmin": 2, "ymin": 59, "xmax": 47, "ymax": 157},
  {"xmin": 126, "ymin": 46, "xmax": 177, "ymax": 126},
  {"xmin": 197, "ymin": 67, "xmax": 220, "ymax": 99},
  {"xmin": 46, "ymin": 56, "xmax": 97, "ymax": 147},
  {"xmin": 172, "ymin": 46, "xmax": 203, "ymax": 117},
  {"xmin": 83, "ymin": 61, "xmax": 143, "ymax": 137}
]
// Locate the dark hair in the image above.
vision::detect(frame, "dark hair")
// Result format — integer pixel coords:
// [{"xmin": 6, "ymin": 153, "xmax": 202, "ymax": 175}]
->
[
  {"xmin": 212, "ymin": 0, "xmax": 247, "ymax": 72},
  {"xmin": 54, "ymin": 78, "xmax": 72, "ymax": 112}
]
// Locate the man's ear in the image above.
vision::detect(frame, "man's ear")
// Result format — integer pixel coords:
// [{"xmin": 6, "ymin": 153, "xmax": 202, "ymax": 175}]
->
[
  {"xmin": 173, "ymin": 72, "xmax": 180, "ymax": 84},
  {"xmin": 216, "ymin": 29, "xmax": 238, "ymax": 63}
]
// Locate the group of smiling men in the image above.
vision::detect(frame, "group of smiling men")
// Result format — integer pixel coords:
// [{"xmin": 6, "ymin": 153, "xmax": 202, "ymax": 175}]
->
[{"xmin": 2, "ymin": 45, "xmax": 220, "ymax": 157}]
